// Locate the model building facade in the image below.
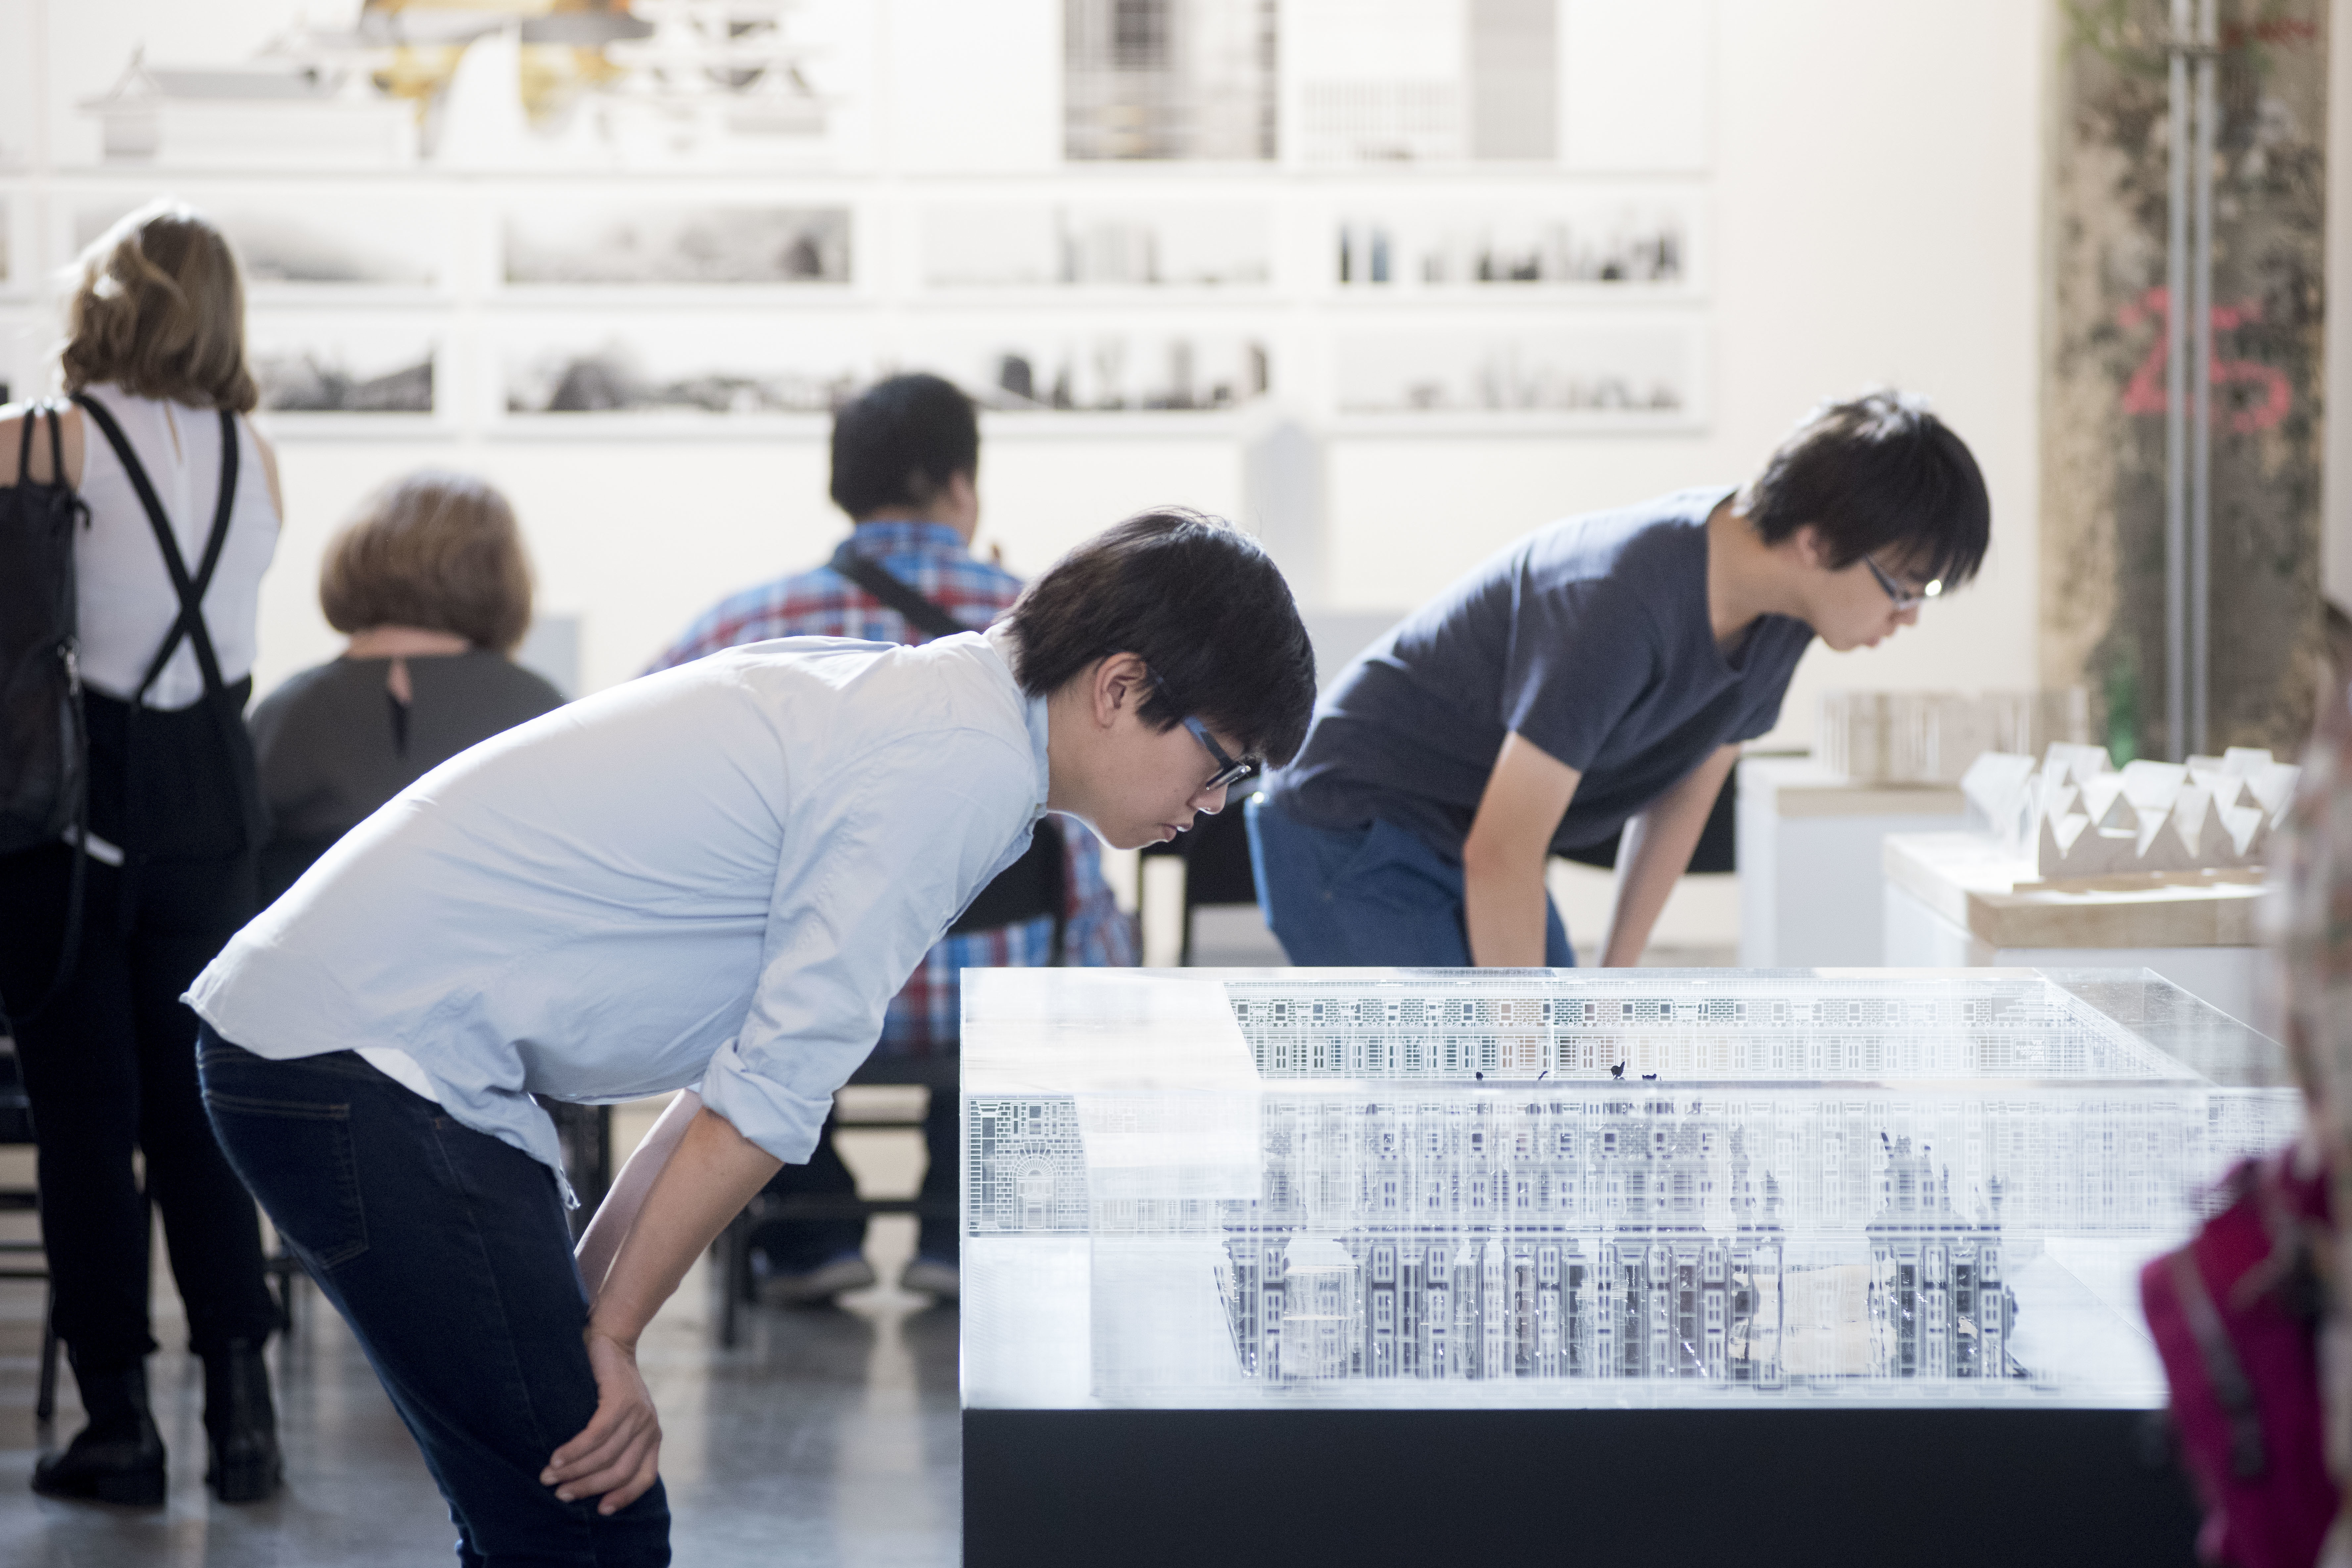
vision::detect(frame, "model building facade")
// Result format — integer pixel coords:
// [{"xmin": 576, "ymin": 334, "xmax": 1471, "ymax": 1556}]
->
[{"xmin": 962, "ymin": 970, "xmax": 2293, "ymax": 1405}]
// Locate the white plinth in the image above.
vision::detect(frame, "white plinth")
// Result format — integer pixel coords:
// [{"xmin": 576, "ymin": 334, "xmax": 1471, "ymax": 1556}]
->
[
  {"xmin": 1880, "ymin": 832, "xmax": 2266, "ymax": 1025},
  {"xmin": 1735, "ymin": 756, "xmax": 1970, "ymax": 968}
]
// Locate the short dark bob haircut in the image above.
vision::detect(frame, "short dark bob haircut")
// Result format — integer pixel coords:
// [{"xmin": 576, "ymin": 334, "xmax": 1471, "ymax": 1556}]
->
[
  {"xmin": 1005, "ymin": 509, "xmax": 1317, "ymax": 768},
  {"xmin": 830, "ymin": 372, "xmax": 979, "ymax": 520},
  {"xmin": 320, "ymin": 470, "xmax": 534, "ymax": 653},
  {"xmin": 1740, "ymin": 389, "xmax": 1990, "ymax": 589}
]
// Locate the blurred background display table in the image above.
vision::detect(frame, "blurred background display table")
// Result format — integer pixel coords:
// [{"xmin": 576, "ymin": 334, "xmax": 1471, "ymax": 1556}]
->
[
  {"xmin": 1736, "ymin": 756, "xmax": 1972, "ymax": 967},
  {"xmin": 961, "ymin": 967, "xmax": 2287, "ymax": 1568},
  {"xmin": 1882, "ymin": 832, "xmax": 2265, "ymax": 1024}
]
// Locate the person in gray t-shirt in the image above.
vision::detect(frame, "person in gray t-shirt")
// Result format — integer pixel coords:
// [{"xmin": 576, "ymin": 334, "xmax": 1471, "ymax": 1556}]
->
[{"xmin": 1253, "ymin": 389, "xmax": 1991, "ymax": 970}]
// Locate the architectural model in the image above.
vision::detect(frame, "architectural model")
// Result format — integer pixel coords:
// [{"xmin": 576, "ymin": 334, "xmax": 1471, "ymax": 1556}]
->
[
  {"xmin": 1815, "ymin": 689, "xmax": 2089, "ymax": 785},
  {"xmin": 1961, "ymin": 742, "xmax": 2300, "ymax": 876},
  {"xmin": 964, "ymin": 970, "xmax": 2293, "ymax": 1406}
]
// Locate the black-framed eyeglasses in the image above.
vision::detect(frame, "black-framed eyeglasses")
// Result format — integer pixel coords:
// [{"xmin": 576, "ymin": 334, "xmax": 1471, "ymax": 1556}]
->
[
  {"xmin": 1148, "ymin": 672, "xmax": 1260, "ymax": 792},
  {"xmin": 1861, "ymin": 552, "xmax": 1942, "ymax": 612}
]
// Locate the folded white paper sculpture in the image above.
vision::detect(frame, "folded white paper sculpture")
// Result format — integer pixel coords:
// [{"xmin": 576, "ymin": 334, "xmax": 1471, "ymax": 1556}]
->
[{"xmin": 1959, "ymin": 743, "xmax": 2299, "ymax": 876}]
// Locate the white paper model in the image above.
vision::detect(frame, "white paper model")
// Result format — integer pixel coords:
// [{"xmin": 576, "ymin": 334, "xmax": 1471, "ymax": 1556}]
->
[{"xmin": 1960, "ymin": 744, "xmax": 2300, "ymax": 876}]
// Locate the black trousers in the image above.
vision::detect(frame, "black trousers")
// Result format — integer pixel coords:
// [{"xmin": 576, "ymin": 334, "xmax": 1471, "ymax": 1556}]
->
[
  {"xmin": 203, "ymin": 1037, "xmax": 670, "ymax": 1564},
  {"xmin": 0, "ymin": 841, "xmax": 278, "ymax": 1374}
]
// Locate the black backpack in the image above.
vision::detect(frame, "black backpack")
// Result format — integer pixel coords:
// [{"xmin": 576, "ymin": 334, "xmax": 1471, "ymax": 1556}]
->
[
  {"xmin": 0, "ymin": 404, "xmax": 92, "ymax": 1026},
  {"xmin": 0, "ymin": 403, "xmax": 91, "ymax": 857}
]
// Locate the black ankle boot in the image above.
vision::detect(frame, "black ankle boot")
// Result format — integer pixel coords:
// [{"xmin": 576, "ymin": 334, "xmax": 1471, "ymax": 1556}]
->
[
  {"xmin": 202, "ymin": 1339, "xmax": 283, "ymax": 1504},
  {"xmin": 32, "ymin": 1360, "xmax": 166, "ymax": 1507}
]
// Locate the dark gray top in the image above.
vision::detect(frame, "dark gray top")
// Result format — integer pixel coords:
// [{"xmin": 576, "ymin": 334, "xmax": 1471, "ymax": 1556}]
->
[
  {"xmin": 249, "ymin": 650, "xmax": 564, "ymax": 902},
  {"xmin": 1266, "ymin": 487, "xmax": 1813, "ymax": 860}
]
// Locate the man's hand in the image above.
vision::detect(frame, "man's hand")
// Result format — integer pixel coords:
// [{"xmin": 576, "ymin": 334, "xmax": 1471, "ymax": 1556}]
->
[
  {"xmin": 543, "ymin": 1328, "xmax": 662, "ymax": 1515},
  {"xmin": 543, "ymin": 1104, "xmax": 779, "ymax": 1518}
]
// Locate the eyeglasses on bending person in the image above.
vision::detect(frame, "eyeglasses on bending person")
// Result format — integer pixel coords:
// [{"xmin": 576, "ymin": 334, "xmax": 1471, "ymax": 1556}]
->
[
  {"xmin": 1861, "ymin": 551, "xmax": 1943, "ymax": 612},
  {"xmin": 1147, "ymin": 671, "xmax": 1260, "ymax": 792}
]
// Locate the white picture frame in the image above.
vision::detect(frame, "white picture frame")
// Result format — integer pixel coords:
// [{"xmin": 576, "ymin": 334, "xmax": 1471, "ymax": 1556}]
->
[
  {"xmin": 917, "ymin": 199, "xmax": 1276, "ymax": 296},
  {"xmin": 59, "ymin": 189, "xmax": 456, "ymax": 305},
  {"xmin": 498, "ymin": 199, "xmax": 857, "ymax": 294},
  {"xmin": 895, "ymin": 309, "xmax": 1281, "ymax": 423},
  {"xmin": 245, "ymin": 311, "xmax": 450, "ymax": 436},
  {"xmin": 1327, "ymin": 309, "xmax": 1707, "ymax": 433},
  {"xmin": 1318, "ymin": 180, "xmax": 1708, "ymax": 301},
  {"xmin": 487, "ymin": 310, "xmax": 873, "ymax": 436}
]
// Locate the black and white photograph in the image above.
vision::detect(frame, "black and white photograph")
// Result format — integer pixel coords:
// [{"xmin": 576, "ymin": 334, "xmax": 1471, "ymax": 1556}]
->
[
  {"xmin": 1331, "ymin": 192, "xmax": 1700, "ymax": 291},
  {"xmin": 1333, "ymin": 317, "xmax": 1701, "ymax": 423},
  {"xmin": 247, "ymin": 323, "xmax": 437, "ymax": 417},
  {"xmin": 69, "ymin": 200, "xmax": 445, "ymax": 291},
  {"xmin": 499, "ymin": 316, "xmax": 869, "ymax": 420},
  {"xmin": 911, "ymin": 325, "xmax": 1272, "ymax": 413},
  {"xmin": 921, "ymin": 203, "xmax": 1270, "ymax": 290},
  {"xmin": 502, "ymin": 202, "xmax": 852, "ymax": 287}
]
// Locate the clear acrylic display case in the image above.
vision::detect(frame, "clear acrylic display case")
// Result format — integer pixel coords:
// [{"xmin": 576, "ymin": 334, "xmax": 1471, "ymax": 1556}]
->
[{"xmin": 961, "ymin": 967, "xmax": 2293, "ymax": 1413}]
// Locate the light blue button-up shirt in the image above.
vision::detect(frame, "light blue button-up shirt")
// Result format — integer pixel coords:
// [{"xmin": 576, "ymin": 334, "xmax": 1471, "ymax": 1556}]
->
[{"xmin": 188, "ymin": 627, "xmax": 1048, "ymax": 1192}]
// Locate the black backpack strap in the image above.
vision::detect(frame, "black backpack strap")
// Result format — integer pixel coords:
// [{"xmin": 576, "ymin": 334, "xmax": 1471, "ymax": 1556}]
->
[
  {"xmin": 46, "ymin": 399, "xmax": 70, "ymax": 499},
  {"xmin": 827, "ymin": 539, "xmax": 973, "ymax": 641},
  {"xmin": 18, "ymin": 402, "xmax": 92, "ymax": 1025}
]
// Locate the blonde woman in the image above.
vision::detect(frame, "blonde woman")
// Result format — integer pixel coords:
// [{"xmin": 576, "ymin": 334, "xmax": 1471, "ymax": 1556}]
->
[
  {"xmin": 0, "ymin": 202, "xmax": 285, "ymax": 1505},
  {"xmin": 250, "ymin": 471, "xmax": 563, "ymax": 906}
]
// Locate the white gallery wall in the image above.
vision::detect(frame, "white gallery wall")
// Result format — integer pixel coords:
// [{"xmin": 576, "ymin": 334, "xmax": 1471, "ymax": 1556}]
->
[{"xmin": 1, "ymin": 0, "xmax": 2042, "ymax": 731}]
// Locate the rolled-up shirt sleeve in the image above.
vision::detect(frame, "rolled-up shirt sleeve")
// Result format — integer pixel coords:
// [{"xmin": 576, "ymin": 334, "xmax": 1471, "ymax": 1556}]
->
[{"xmin": 696, "ymin": 727, "xmax": 1038, "ymax": 1163}]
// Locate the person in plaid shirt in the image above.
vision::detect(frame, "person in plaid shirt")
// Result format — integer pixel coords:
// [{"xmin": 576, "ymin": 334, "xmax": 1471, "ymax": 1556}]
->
[{"xmin": 648, "ymin": 373, "xmax": 1137, "ymax": 1303}]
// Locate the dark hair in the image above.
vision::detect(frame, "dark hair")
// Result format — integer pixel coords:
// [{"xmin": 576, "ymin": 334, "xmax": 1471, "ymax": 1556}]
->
[
  {"xmin": 829, "ymin": 372, "xmax": 979, "ymax": 519},
  {"xmin": 320, "ymin": 470, "xmax": 534, "ymax": 653},
  {"xmin": 1006, "ymin": 509, "xmax": 1317, "ymax": 766},
  {"xmin": 1740, "ymin": 389, "xmax": 1990, "ymax": 587}
]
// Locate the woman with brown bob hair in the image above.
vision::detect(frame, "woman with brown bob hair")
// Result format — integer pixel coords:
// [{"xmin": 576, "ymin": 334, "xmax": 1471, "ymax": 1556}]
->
[
  {"xmin": 0, "ymin": 201, "xmax": 287, "ymax": 1506},
  {"xmin": 249, "ymin": 470, "xmax": 563, "ymax": 906}
]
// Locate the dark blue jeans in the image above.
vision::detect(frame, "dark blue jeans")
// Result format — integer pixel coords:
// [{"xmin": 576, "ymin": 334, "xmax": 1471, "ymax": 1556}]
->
[
  {"xmin": 1246, "ymin": 795, "xmax": 1575, "ymax": 968},
  {"xmin": 197, "ymin": 1027, "xmax": 670, "ymax": 1566}
]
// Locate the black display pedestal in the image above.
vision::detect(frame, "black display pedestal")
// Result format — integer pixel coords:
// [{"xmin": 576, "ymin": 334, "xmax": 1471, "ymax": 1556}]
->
[{"xmin": 965, "ymin": 1406, "xmax": 2198, "ymax": 1568}]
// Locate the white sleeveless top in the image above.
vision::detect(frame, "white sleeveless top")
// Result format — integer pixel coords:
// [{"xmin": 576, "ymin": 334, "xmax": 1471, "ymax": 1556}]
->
[{"xmin": 74, "ymin": 384, "xmax": 279, "ymax": 711}]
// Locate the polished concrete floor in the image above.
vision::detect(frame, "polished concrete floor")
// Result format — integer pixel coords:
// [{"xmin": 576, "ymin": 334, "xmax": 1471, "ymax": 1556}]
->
[{"xmin": 0, "ymin": 1106, "xmax": 958, "ymax": 1568}]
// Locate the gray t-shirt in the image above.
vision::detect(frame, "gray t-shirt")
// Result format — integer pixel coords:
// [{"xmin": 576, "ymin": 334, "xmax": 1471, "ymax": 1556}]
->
[
  {"xmin": 249, "ymin": 651, "xmax": 564, "ymax": 904},
  {"xmin": 1268, "ymin": 487, "xmax": 1812, "ymax": 859}
]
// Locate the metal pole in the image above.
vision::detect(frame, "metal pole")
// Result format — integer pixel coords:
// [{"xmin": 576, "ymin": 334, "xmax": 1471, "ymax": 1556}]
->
[
  {"xmin": 2189, "ymin": 0, "xmax": 2218, "ymax": 757},
  {"xmin": 2166, "ymin": 0, "xmax": 2191, "ymax": 762}
]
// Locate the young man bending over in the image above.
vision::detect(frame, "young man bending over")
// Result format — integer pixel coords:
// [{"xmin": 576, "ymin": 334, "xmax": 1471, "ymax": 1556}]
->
[
  {"xmin": 188, "ymin": 511, "xmax": 1316, "ymax": 1566},
  {"xmin": 648, "ymin": 371, "xmax": 1138, "ymax": 1306},
  {"xmin": 1250, "ymin": 389, "xmax": 1991, "ymax": 969}
]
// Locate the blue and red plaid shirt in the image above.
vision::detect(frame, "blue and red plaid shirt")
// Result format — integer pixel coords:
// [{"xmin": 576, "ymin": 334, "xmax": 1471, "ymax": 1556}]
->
[{"xmin": 649, "ymin": 519, "xmax": 1138, "ymax": 1057}]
